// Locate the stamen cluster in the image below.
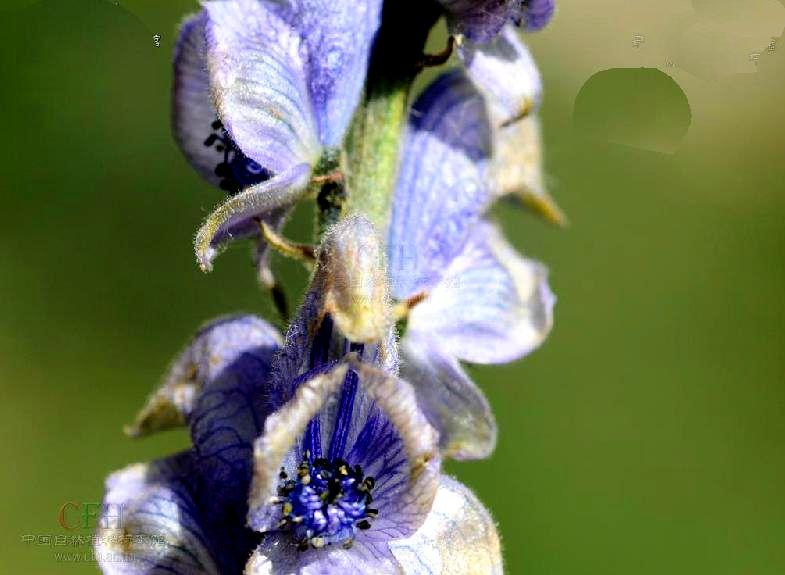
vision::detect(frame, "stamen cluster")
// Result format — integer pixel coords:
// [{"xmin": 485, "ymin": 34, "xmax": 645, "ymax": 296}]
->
[
  {"xmin": 274, "ymin": 454, "xmax": 378, "ymax": 550},
  {"xmin": 203, "ymin": 119, "xmax": 271, "ymax": 194}
]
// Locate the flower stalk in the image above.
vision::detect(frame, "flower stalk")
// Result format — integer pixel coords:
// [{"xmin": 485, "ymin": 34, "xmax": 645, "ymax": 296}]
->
[{"xmin": 344, "ymin": 2, "xmax": 441, "ymax": 231}]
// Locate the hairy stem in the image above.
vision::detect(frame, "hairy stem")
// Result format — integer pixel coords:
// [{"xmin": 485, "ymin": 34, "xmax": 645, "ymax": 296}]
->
[{"xmin": 343, "ymin": 1, "xmax": 442, "ymax": 231}]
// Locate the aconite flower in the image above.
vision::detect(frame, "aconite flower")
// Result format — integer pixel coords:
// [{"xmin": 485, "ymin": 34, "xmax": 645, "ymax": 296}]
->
[
  {"xmin": 97, "ymin": 217, "xmax": 502, "ymax": 574},
  {"xmin": 172, "ymin": 0, "xmax": 383, "ymax": 274},
  {"xmin": 386, "ymin": 68, "xmax": 556, "ymax": 460}
]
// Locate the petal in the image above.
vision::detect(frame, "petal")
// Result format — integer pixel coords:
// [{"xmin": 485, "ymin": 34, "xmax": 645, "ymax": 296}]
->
[
  {"xmin": 172, "ymin": 12, "xmax": 223, "ymax": 186},
  {"xmin": 187, "ymin": 319, "xmax": 282, "ymax": 528},
  {"xmin": 95, "ymin": 453, "xmax": 221, "ymax": 575},
  {"xmin": 400, "ymin": 333, "xmax": 496, "ymax": 460},
  {"xmin": 439, "ymin": 0, "xmax": 515, "ymax": 43},
  {"xmin": 408, "ymin": 221, "xmax": 555, "ymax": 365},
  {"xmin": 348, "ymin": 361, "xmax": 441, "ymax": 540},
  {"xmin": 194, "ymin": 163, "xmax": 311, "ymax": 271},
  {"xmin": 389, "ymin": 475, "xmax": 503, "ymax": 575},
  {"xmin": 287, "ymin": 0, "xmax": 384, "ymax": 147},
  {"xmin": 203, "ymin": 0, "xmax": 320, "ymax": 173},
  {"xmin": 460, "ymin": 25, "xmax": 542, "ymax": 126},
  {"xmin": 388, "ymin": 70, "xmax": 492, "ymax": 299},
  {"xmin": 248, "ymin": 363, "xmax": 351, "ymax": 532},
  {"xmin": 125, "ymin": 315, "xmax": 282, "ymax": 438}
]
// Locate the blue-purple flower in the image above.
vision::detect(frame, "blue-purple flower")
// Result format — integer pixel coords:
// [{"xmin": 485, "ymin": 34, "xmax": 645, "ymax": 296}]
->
[
  {"xmin": 173, "ymin": 0, "xmax": 383, "ymax": 274},
  {"xmin": 384, "ymin": 69, "xmax": 555, "ymax": 459},
  {"xmin": 97, "ymin": 217, "xmax": 502, "ymax": 574}
]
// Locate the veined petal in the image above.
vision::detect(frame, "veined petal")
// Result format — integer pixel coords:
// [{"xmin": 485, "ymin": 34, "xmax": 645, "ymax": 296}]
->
[
  {"xmin": 203, "ymin": 0, "xmax": 320, "ymax": 173},
  {"xmin": 389, "ymin": 475, "xmax": 503, "ymax": 575},
  {"xmin": 248, "ymin": 363, "xmax": 351, "ymax": 532},
  {"xmin": 95, "ymin": 453, "xmax": 220, "ymax": 575},
  {"xmin": 286, "ymin": 0, "xmax": 384, "ymax": 146},
  {"xmin": 408, "ymin": 221, "xmax": 555, "ymax": 365},
  {"xmin": 388, "ymin": 70, "xmax": 492, "ymax": 299},
  {"xmin": 125, "ymin": 315, "xmax": 282, "ymax": 438},
  {"xmin": 460, "ymin": 25, "xmax": 542, "ymax": 126},
  {"xmin": 350, "ymin": 361, "xmax": 441, "ymax": 539},
  {"xmin": 194, "ymin": 164, "xmax": 311, "ymax": 271},
  {"xmin": 400, "ymin": 333, "xmax": 496, "ymax": 460},
  {"xmin": 187, "ymin": 318, "xmax": 282, "ymax": 527}
]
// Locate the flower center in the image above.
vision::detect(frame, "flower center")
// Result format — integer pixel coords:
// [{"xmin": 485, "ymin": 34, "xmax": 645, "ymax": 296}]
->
[
  {"xmin": 275, "ymin": 454, "xmax": 378, "ymax": 550},
  {"xmin": 203, "ymin": 119, "xmax": 271, "ymax": 194}
]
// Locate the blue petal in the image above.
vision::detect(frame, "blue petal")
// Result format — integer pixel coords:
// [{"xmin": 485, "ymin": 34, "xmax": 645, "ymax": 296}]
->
[
  {"xmin": 400, "ymin": 333, "xmax": 496, "ymax": 460},
  {"xmin": 95, "ymin": 453, "xmax": 221, "ymax": 574},
  {"xmin": 203, "ymin": 0, "xmax": 321, "ymax": 174},
  {"xmin": 388, "ymin": 70, "xmax": 492, "ymax": 299},
  {"xmin": 285, "ymin": 0, "xmax": 384, "ymax": 147},
  {"xmin": 407, "ymin": 221, "xmax": 555, "ymax": 364},
  {"xmin": 173, "ymin": 11, "xmax": 278, "ymax": 195},
  {"xmin": 203, "ymin": 0, "xmax": 382, "ymax": 165},
  {"xmin": 186, "ymin": 317, "xmax": 282, "ymax": 528},
  {"xmin": 460, "ymin": 25, "xmax": 542, "ymax": 126}
]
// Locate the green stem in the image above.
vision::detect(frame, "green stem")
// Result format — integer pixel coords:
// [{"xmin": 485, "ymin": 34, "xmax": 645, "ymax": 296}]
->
[{"xmin": 343, "ymin": 1, "xmax": 442, "ymax": 231}]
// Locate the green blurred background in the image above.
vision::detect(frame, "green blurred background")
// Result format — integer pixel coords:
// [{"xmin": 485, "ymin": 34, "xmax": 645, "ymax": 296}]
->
[{"xmin": 1, "ymin": 0, "xmax": 784, "ymax": 572}]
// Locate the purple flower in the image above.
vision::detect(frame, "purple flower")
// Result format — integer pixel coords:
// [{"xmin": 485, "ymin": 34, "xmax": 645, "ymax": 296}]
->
[
  {"xmin": 172, "ymin": 0, "xmax": 383, "ymax": 273},
  {"xmin": 387, "ymin": 70, "xmax": 556, "ymax": 459},
  {"xmin": 96, "ymin": 218, "xmax": 502, "ymax": 574},
  {"xmin": 437, "ymin": 0, "xmax": 555, "ymax": 43}
]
